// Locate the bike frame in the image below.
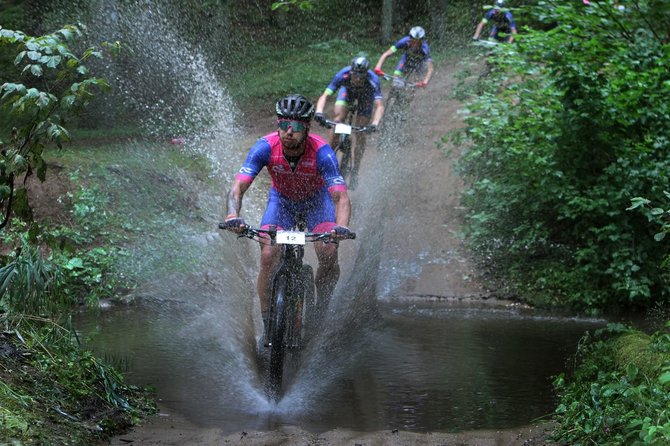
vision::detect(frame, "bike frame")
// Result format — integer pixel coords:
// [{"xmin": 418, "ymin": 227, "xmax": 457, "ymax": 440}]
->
[
  {"xmin": 325, "ymin": 117, "xmax": 366, "ymax": 186},
  {"xmin": 382, "ymin": 72, "xmax": 418, "ymax": 120},
  {"xmin": 219, "ymin": 221, "xmax": 355, "ymax": 401}
]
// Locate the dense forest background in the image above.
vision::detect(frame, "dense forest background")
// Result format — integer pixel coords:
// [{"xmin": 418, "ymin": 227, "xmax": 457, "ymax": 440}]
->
[
  {"xmin": 2, "ymin": 0, "xmax": 670, "ymax": 315},
  {"xmin": 0, "ymin": 0, "xmax": 515, "ymax": 128},
  {"xmin": 2, "ymin": 2, "xmax": 670, "ymax": 445}
]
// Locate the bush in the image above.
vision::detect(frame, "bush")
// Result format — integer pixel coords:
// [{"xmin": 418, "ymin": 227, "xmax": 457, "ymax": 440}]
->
[
  {"xmin": 553, "ymin": 323, "xmax": 670, "ymax": 446},
  {"xmin": 455, "ymin": 1, "xmax": 670, "ymax": 313}
]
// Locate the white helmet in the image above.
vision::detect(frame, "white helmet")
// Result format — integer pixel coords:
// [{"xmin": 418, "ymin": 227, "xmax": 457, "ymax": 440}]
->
[
  {"xmin": 409, "ymin": 26, "xmax": 426, "ymax": 40},
  {"xmin": 494, "ymin": 0, "xmax": 506, "ymax": 8}
]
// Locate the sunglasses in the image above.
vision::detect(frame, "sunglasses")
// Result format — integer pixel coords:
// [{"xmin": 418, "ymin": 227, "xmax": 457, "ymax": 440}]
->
[{"xmin": 277, "ymin": 120, "xmax": 308, "ymax": 132}]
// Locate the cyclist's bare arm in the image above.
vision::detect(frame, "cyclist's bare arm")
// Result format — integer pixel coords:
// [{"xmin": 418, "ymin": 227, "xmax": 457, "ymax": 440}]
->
[
  {"xmin": 509, "ymin": 27, "xmax": 518, "ymax": 43},
  {"xmin": 371, "ymin": 98, "xmax": 384, "ymax": 127},
  {"xmin": 473, "ymin": 20, "xmax": 486, "ymax": 40},
  {"xmin": 330, "ymin": 189, "xmax": 351, "ymax": 228},
  {"xmin": 225, "ymin": 179, "xmax": 251, "ymax": 232},
  {"xmin": 375, "ymin": 48, "xmax": 394, "ymax": 72},
  {"xmin": 315, "ymin": 90, "xmax": 331, "ymax": 115},
  {"xmin": 423, "ymin": 60, "xmax": 435, "ymax": 85},
  {"xmin": 226, "ymin": 178, "xmax": 251, "ymax": 217}
]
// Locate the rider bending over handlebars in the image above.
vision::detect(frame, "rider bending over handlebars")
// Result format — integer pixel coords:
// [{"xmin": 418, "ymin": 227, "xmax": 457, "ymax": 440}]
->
[
  {"xmin": 222, "ymin": 94, "xmax": 353, "ymax": 336},
  {"xmin": 472, "ymin": 0, "xmax": 517, "ymax": 44},
  {"xmin": 314, "ymin": 57, "xmax": 384, "ymax": 188},
  {"xmin": 373, "ymin": 26, "xmax": 434, "ymax": 88}
]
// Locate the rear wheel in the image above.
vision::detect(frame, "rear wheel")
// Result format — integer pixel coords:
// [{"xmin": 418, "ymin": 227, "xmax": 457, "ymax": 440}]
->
[{"xmin": 266, "ymin": 273, "xmax": 287, "ymax": 400}]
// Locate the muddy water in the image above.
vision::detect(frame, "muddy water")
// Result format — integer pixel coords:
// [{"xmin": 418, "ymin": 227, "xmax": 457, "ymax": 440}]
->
[{"xmin": 75, "ymin": 298, "xmax": 603, "ymax": 434}]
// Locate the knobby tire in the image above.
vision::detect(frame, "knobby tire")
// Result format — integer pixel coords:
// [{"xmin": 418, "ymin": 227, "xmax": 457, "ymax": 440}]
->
[
  {"xmin": 337, "ymin": 134, "xmax": 353, "ymax": 185},
  {"xmin": 300, "ymin": 265, "xmax": 316, "ymax": 340},
  {"xmin": 267, "ymin": 273, "xmax": 287, "ymax": 400}
]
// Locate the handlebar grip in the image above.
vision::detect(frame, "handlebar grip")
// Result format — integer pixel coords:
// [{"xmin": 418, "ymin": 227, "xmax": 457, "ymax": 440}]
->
[{"xmin": 219, "ymin": 221, "xmax": 249, "ymax": 232}]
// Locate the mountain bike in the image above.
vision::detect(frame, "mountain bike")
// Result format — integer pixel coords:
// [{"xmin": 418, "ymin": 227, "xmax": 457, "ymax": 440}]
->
[
  {"xmin": 376, "ymin": 71, "xmax": 418, "ymax": 146},
  {"xmin": 378, "ymin": 71, "xmax": 418, "ymax": 129},
  {"xmin": 218, "ymin": 220, "xmax": 355, "ymax": 401},
  {"xmin": 471, "ymin": 38, "xmax": 501, "ymax": 79},
  {"xmin": 323, "ymin": 117, "xmax": 368, "ymax": 189}
]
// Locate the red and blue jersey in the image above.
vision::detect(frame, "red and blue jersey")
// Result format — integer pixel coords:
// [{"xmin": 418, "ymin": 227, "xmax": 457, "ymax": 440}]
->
[{"xmin": 235, "ymin": 132, "xmax": 346, "ymax": 202}]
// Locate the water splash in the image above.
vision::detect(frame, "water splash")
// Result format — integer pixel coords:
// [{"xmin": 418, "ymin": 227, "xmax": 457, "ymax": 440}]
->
[{"xmin": 39, "ymin": 0, "xmax": 241, "ymax": 173}]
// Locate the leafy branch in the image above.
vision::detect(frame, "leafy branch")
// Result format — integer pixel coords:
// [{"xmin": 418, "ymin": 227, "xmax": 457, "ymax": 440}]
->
[{"xmin": 0, "ymin": 24, "xmax": 116, "ymax": 230}]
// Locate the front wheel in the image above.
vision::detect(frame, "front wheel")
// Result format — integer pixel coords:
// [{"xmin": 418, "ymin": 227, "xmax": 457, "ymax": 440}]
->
[
  {"xmin": 300, "ymin": 265, "xmax": 316, "ymax": 342},
  {"xmin": 266, "ymin": 273, "xmax": 287, "ymax": 401},
  {"xmin": 336, "ymin": 135, "xmax": 353, "ymax": 184}
]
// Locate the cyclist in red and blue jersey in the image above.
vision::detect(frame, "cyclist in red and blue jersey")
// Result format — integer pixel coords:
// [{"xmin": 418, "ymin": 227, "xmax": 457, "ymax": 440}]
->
[
  {"xmin": 314, "ymin": 56, "xmax": 384, "ymax": 187},
  {"xmin": 373, "ymin": 26, "xmax": 434, "ymax": 87},
  {"xmin": 223, "ymin": 94, "xmax": 352, "ymax": 334},
  {"xmin": 473, "ymin": 0, "xmax": 518, "ymax": 43}
]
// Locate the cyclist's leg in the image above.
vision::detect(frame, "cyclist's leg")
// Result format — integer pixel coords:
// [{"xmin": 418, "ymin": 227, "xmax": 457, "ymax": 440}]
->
[
  {"xmin": 258, "ymin": 243, "xmax": 280, "ymax": 317},
  {"xmin": 258, "ymin": 190, "xmax": 295, "ymax": 330},
  {"xmin": 331, "ymin": 88, "xmax": 350, "ymax": 149},
  {"xmin": 304, "ymin": 193, "xmax": 339, "ymax": 311},
  {"xmin": 313, "ymin": 226, "xmax": 339, "ymax": 311},
  {"xmin": 352, "ymin": 98, "xmax": 373, "ymax": 187}
]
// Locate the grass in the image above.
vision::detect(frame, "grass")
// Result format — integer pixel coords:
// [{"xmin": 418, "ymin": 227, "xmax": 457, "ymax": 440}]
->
[
  {"xmin": 225, "ymin": 37, "xmax": 385, "ymax": 103},
  {"xmin": 0, "ymin": 317, "xmax": 156, "ymax": 444},
  {"xmin": 1, "ymin": 138, "xmax": 210, "ymax": 443}
]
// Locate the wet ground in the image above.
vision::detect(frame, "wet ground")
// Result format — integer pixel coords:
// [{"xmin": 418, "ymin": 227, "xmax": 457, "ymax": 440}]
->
[{"xmin": 103, "ymin": 57, "xmax": 582, "ymax": 445}]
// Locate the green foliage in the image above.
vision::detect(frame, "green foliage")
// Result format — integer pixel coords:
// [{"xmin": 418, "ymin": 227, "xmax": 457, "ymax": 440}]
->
[
  {"xmin": 0, "ymin": 318, "xmax": 156, "ymax": 444},
  {"xmin": 455, "ymin": 0, "xmax": 670, "ymax": 312},
  {"xmin": 553, "ymin": 323, "xmax": 670, "ymax": 445},
  {"xmin": 628, "ymin": 194, "xmax": 670, "ymax": 276},
  {"xmin": 0, "ymin": 24, "xmax": 113, "ymax": 229},
  {"xmin": 0, "ymin": 237, "xmax": 69, "ymax": 316}
]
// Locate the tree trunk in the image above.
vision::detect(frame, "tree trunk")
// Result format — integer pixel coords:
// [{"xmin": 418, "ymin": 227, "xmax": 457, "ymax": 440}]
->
[
  {"xmin": 430, "ymin": 0, "xmax": 449, "ymax": 50},
  {"xmin": 381, "ymin": 0, "xmax": 393, "ymax": 44}
]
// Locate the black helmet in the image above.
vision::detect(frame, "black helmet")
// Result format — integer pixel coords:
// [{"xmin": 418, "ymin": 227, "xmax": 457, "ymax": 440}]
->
[
  {"xmin": 351, "ymin": 56, "xmax": 370, "ymax": 75},
  {"xmin": 494, "ymin": 0, "xmax": 505, "ymax": 8},
  {"xmin": 409, "ymin": 26, "xmax": 426, "ymax": 40},
  {"xmin": 275, "ymin": 94, "xmax": 315, "ymax": 122}
]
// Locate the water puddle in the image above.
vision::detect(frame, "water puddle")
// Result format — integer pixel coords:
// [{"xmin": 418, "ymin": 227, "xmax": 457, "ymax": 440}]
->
[{"xmin": 75, "ymin": 297, "xmax": 604, "ymax": 434}]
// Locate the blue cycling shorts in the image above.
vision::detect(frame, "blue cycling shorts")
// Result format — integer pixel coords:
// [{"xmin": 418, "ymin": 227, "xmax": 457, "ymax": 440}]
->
[
  {"xmin": 335, "ymin": 87, "xmax": 374, "ymax": 117},
  {"xmin": 260, "ymin": 187, "xmax": 336, "ymax": 232}
]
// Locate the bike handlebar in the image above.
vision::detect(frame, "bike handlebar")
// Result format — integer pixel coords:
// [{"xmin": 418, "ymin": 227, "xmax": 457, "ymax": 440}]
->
[
  {"xmin": 380, "ymin": 73, "xmax": 417, "ymax": 89},
  {"xmin": 472, "ymin": 38, "xmax": 499, "ymax": 48},
  {"xmin": 218, "ymin": 223, "xmax": 356, "ymax": 243},
  {"xmin": 322, "ymin": 119, "xmax": 368, "ymax": 132}
]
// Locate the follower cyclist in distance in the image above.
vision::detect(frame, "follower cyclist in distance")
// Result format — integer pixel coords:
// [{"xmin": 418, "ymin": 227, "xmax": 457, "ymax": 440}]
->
[
  {"xmin": 314, "ymin": 56, "xmax": 384, "ymax": 188},
  {"xmin": 472, "ymin": 0, "xmax": 518, "ymax": 43},
  {"xmin": 222, "ymin": 94, "xmax": 352, "ymax": 336},
  {"xmin": 373, "ymin": 26, "xmax": 434, "ymax": 87}
]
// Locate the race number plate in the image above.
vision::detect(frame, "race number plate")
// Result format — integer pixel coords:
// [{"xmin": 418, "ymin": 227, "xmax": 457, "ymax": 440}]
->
[
  {"xmin": 276, "ymin": 231, "xmax": 306, "ymax": 245},
  {"xmin": 334, "ymin": 123, "xmax": 352, "ymax": 135}
]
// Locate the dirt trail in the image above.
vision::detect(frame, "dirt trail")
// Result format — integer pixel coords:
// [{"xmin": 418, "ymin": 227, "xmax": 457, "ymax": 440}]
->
[{"xmin": 109, "ymin": 59, "xmax": 557, "ymax": 446}]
